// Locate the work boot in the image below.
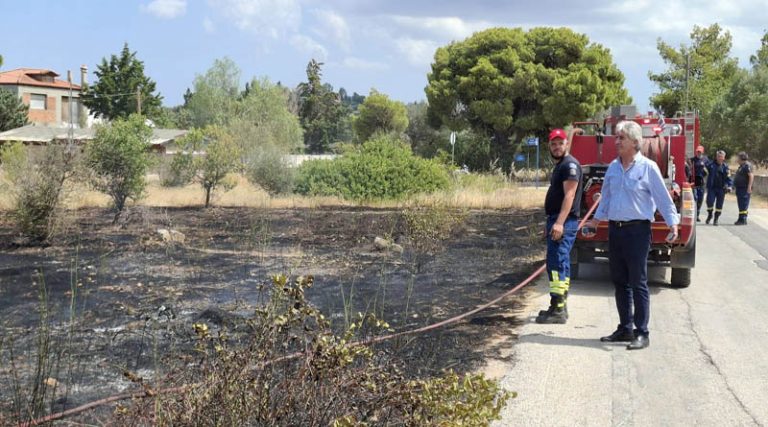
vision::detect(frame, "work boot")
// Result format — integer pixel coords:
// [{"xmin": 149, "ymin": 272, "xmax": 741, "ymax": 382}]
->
[
  {"xmin": 713, "ymin": 212, "xmax": 721, "ymax": 226},
  {"xmin": 535, "ymin": 306, "xmax": 568, "ymax": 324},
  {"xmin": 734, "ymin": 215, "xmax": 746, "ymax": 225},
  {"xmin": 536, "ymin": 295, "xmax": 567, "ymax": 324},
  {"xmin": 705, "ymin": 211, "xmax": 713, "ymax": 224}
]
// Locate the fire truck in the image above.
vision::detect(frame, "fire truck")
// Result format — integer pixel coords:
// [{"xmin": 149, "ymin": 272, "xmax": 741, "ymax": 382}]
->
[{"xmin": 569, "ymin": 105, "xmax": 698, "ymax": 288}]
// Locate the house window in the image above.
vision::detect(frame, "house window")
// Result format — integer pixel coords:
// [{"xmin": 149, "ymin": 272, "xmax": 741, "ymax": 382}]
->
[{"xmin": 30, "ymin": 93, "xmax": 47, "ymax": 110}]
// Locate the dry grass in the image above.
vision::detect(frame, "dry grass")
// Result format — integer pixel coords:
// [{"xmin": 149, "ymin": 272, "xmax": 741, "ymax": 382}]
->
[{"xmin": 0, "ymin": 172, "xmax": 545, "ymax": 212}]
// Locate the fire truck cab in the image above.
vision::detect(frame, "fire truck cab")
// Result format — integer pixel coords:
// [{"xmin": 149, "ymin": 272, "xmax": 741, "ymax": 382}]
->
[{"xmin": 569, "ymin": 105, "xmax": 698, "ymax": 288}]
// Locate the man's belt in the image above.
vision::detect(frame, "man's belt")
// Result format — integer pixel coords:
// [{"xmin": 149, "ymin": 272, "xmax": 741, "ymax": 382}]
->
[{"xmin": 609, "ymin": 219, "xmax": 650, "ymax": 228}]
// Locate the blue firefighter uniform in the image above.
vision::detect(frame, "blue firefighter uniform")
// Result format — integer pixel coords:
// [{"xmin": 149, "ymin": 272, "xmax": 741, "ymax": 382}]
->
[
  {"xmin": 705, "ymin": 160, "xmax": 732, "ymax": 225},
  {"xmin": 734, "ymin": 160, "xmax": 753, "ymax": 225},
  {"xmin": 687, "ymin": 154, "xmax": 708, "ymax": 221},
  {"xmin": 537, "ymin": 154, "xmax": 582, "ymax": 324}
]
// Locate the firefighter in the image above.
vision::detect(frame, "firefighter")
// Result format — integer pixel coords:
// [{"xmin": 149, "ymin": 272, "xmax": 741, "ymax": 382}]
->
[
  {"xmin": 536, "ymin": 128, "xmax": 583, "ymax": 324},
  {"xmin": 705, "ymin": 150, "xmax": 733, "ymax": 226},
  {"xmin": 587, "ymin": 120, "xmax": 679, "ymax": 350},
  {"xmin": 686, "ymin": 145, "xmax": 709, "ymax": 221},
  {"xmin": 733, "ymin": 151, "xmax": 754, "ymax": 225}
]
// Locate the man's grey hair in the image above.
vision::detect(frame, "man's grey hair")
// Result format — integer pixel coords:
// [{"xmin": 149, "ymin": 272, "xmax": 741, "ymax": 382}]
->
[
  {"xmin": 716, "ymin": 150, "xmax": 726, "ymax": 157},
  {"xmin": 616, "ymin": 120, "xmax": 643, "ymax": 151}
]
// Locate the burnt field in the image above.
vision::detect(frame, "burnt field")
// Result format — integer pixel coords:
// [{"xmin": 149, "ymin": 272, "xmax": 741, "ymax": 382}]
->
[{"xmin": 0, "ymin": 206, "xmax": 543, "ymax": 418}]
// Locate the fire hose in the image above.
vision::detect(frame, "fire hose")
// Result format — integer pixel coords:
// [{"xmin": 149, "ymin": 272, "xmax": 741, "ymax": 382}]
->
[{"xmin": 19, "ymin": 196, "xmax": 602, "ymax": 426}]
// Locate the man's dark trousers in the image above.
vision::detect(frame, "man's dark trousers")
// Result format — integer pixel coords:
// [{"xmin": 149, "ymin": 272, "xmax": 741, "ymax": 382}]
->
[
  {"xmin": 736, "ymin": 187, "xmax": 750, "ymax": 216},
  {"xmin": 608, "ymin": 221, "xmax": 652, "ymax": 336},
  {"xmin": 693, "ymin": 186, "xmax": 704, "ymax": 215}
]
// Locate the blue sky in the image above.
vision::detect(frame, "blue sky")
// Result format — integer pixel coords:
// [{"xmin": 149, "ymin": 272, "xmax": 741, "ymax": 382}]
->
[{"xmin": 2, "ymin": 0, "xmax": 765, "ymax": 112}]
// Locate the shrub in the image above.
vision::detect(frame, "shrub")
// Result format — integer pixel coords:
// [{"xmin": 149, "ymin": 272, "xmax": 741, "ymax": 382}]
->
[
  {"xmin": 118, "ymin": 274, "xmax": 510, "ymax": 426},
  {"xmin": 244, "ymin": 143, "xmax": 295, "ymax": 195},
  {"xmin": 162, "ymin": 150, "xmax": 196, "ymax": 187},
  {"xmin": 84, "ymin": 115, "xmax": 153, "ymax": 221},
  {"xmin": 295, "ymin": 134, "xmax": 450, "ymax": 200},
  {"xmin": 0, "ymin": 142, "xmax": 76, "ymax": 243}
]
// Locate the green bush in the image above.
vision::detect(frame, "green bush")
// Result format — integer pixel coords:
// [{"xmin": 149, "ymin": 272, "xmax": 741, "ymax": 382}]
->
[
  {"xmin": 295, "ymin": 134, "xmax": 450, "ymax": 200},
  {"xmin": 0, "ymin": 143, "xmax": 76, "ymax": 243},
  {"xmin": 245, "ymin": 144, "xmax": 295, "ymax": 195}
]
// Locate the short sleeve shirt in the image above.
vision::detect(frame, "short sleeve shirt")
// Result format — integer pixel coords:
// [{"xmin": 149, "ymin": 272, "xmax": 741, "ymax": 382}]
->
[
  {"xmin": 545, "ymin": 155, "xmax": 582, "ymax": 217},
  {"xmin": 734, "ymin": 162, "xmax": 753, "ymax": 188}
]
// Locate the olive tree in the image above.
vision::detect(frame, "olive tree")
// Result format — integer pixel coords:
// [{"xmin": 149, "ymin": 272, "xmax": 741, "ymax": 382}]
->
[{"xmin": 85, "ymin": 115, "xmax": 153, "ymax": 222}]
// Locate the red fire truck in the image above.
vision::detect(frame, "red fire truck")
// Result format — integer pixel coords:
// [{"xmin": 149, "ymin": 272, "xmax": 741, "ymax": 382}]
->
[{"xmin": 569, "ymin": 106, "xmax": 698, "ymax": 287}]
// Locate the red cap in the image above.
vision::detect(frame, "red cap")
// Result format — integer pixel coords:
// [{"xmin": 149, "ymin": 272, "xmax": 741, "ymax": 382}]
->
[
  {"xmin": 696, "ymin": 145, "xmax": 705, "ymax": 153},
  {"xmin": 549, "ymin": 129, "xmax": 567, "ymax": 141}
]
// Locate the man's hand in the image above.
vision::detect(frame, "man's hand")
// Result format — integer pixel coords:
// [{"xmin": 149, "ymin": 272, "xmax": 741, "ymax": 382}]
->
[
  {"xmin": 550, "ymin": 222, "xmax": 564, "ymax": 241},
  {"xmin": 666, "ymin": 225, "xmax": 679, "ymax": 243}
]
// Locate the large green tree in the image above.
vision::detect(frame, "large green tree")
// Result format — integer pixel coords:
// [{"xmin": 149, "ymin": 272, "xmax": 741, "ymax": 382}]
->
[
  {"xmin": 0, "ymin": 53, "xmax": 29, "ymax": 131},
  {"xmin": 426, "ymin": 27, "xmax": 629, "ymax": 169},
  {"xmin": 751, "ymin": 31, "xmax": 768, "ymax": 68},
  {"xmin": 649, "ymin": 24, "xmax": 740, "ymax": 143},
  {"xmin": 82, "ymin": 43, "xmax": 163, "ymax": 121},
  {"xmin": 353, "ymin": 90, "xmax": 408, "ymax": 142},
  {"xmin": 296, "ymin": 59, "xmax": 350, "ymax": 153},
  {"xmin": 185, "ymin": 57, "xmax": 242, "ymax": 128},
  {"xmin": 0, "ymin": 88, "xmax": 29, "ymax": 132},
  {"xmin": 710, "ymin": 34, "xmax": 768, "ymax": 160},
  {"xmin": 229, "ymin": 77, "xmax": 304, "ymax": 194}
]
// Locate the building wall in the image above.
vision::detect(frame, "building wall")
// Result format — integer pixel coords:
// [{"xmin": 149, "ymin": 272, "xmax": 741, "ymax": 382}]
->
[{"xmin": 3, "ymin": 84, "xmax": 83, "ymax": 126}]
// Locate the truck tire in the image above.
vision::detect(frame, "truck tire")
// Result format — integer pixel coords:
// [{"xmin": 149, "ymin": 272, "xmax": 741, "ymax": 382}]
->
[{"xmin": 670, "ymin": 268, "xmax": 691, "ymax": 288}]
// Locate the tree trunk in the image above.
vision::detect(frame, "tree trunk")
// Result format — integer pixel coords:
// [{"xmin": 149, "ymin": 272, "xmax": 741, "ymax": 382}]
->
[{"xmin": 491, "ymin": 130, "xmax": 514, "ymax": 173}]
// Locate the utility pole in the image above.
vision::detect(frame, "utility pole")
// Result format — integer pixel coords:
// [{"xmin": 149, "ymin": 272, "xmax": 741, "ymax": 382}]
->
[
  {"xmin": 684, "ymin": 50, "xmax": 690, "ymax": 112},
  {"xmin": 136, "ymin": 87, "xmax": 142, "ymax": 116},
  {"xmin": 67, "ymin": 70, "xmax": 73, "ymax": 144}
]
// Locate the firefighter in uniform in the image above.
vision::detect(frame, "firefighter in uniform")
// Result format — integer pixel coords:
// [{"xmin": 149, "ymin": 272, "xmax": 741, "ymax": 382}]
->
[
  {"xmin": 686, "ymin": 145, "xmax": 709, "ymax": 221},
  {"xmin": 733, "ymin": 151, "xmax": 754, "ymax": 225},
  {"xmin": 705, "ymin": 150, "xmax": 732, "ymax": 226},
  {"xmin": 536, "ymin": 128, "xmax": 583, "ymax": 324}
]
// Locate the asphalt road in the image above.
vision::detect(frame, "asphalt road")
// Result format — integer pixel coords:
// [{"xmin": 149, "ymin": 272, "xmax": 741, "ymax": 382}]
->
[{"xmin": 494, "ymin": 203, "xmax": 768, "ymax": 427}]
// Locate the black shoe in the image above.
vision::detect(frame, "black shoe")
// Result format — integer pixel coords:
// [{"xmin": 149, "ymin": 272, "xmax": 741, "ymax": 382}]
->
[
  {"xmin": 600, "ymin": 328, "xmax": 634, "ymax": 342},
  {"xmin": 705, "ymin": 214, "xmax": 712, "ymax": 224},
  {"xmin": 735, "ymin": 219, "xmax": 746, "ymax": 225},
  {"xmin": 627, "ymin": 334, "xmax": 650, "ymax": 350},
  {"xmin": 713, "ymin": 220, "xmax": 718, "ymax": 226},
  {"xmin": 696, "ymin": 217, "xmax": 700, "ymax": 222}
]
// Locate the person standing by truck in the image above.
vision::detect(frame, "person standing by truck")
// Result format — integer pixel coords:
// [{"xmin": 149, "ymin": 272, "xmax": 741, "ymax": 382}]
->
[
  {"xmin": 686, "ymin": 145, "xmax": 709, "ymax": 221},
  {"xmin": 705, "ymin": 150, "xmax": 732, "ymax": 226},
  {"xmin": 733, "ymin": 151, "xmax": 754, "ymax": 225},
  {"xmin": 536, "ymin": 128, "xmax": 583, "ymax": 324},
  {"xmin": 588, "ymin": 121, "xmax": 679, "ymax": 350}
]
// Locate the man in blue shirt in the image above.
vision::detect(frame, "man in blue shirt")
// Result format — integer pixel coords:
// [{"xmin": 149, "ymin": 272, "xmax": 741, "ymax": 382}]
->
[{"xmin": 587, "ymin": 121, "xmax": 679, "ymax": 350}]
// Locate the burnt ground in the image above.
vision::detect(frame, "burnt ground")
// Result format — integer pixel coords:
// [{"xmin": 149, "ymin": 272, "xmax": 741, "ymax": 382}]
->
[{"xmin": 0, "ymin": 206, "xmax": 544, "ymax": 418}]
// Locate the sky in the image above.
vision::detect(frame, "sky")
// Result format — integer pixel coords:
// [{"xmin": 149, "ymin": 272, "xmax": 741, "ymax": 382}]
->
[{"xmin": 1, "ymin": 0, "xmax": 766, "ymax": 113}]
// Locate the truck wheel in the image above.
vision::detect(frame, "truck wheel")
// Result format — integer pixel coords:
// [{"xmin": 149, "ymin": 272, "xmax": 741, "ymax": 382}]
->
[
  {"xmin": 670, "ymin": 268, "xmax": 691, "ymax": 288},
  {"xmin": 570, "ymin": 263, "xmax": 579, "ymax": 280}
]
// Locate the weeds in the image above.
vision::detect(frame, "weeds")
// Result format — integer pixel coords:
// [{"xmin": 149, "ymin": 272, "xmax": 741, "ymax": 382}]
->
[{"xmin": 115, "ymin": 274, "xmax": 510, "ymax": 426}]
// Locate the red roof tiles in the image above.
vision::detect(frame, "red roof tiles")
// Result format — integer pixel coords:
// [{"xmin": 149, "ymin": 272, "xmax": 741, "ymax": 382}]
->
[{"xmin": 0, "ymin": 68, "xmax": 82, "ymax": 90}]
